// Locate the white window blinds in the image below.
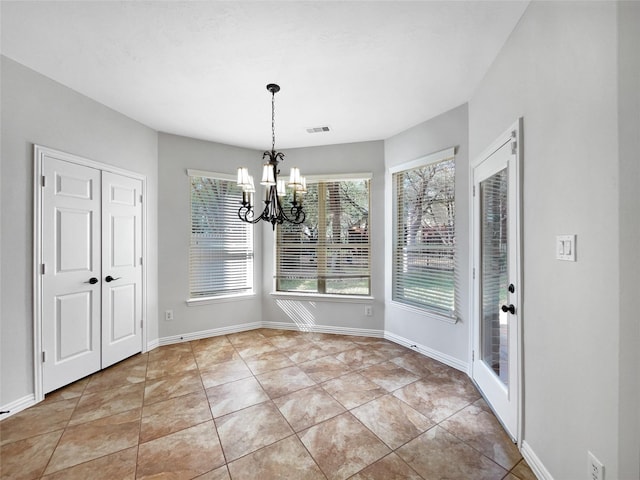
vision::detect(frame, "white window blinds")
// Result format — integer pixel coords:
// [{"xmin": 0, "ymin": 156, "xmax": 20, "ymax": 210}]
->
[
  {"xmin": 392, "ymin": 151, "xmax": 456, "ymax": 318},
  {"xmin": 276, "ymin": 177, "xmax": 370, "ymax": 296},
  {"xmin": 189, "ymin": 173, "xmax": 253, "ymax": 299}
]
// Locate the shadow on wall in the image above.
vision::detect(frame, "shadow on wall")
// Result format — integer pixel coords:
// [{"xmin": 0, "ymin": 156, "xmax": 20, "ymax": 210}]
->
[{"xmin": 275, "ymin": 299, "xmax": 317, "ymax": 330}]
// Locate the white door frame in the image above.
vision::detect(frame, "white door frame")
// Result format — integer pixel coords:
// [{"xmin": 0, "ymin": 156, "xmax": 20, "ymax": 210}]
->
[
  {"xmin": 33, "ymin": 144, "xmax": 148, "ymax": 402},
  {"xmin": 469, "ymin": 118, "xmax": 523, "ymax": 445}
]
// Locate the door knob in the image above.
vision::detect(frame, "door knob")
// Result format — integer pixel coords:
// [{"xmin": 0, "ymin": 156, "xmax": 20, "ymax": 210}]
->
[
  {"xmin": 87, "ymin": 277, "xmax": 99, "ymax": 284},
  {"xmin": 501, "ymin": 304, "xmax": 516, "ymax": 314},
  {"xmin": 105, "ymin": 275, "xmax": 121, "ymax": 282}
]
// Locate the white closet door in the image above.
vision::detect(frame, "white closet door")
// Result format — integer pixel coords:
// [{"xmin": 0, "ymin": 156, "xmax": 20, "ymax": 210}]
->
[
  {"xmin": 101, "ymin": 172, "xmax": 143, "ymax": 367},
  {"xmin": 42, "ymin": 158, "xmax": 102, "ymax": 393}
]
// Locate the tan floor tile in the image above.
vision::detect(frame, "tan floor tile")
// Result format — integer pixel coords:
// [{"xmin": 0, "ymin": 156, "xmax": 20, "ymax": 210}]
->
[
  {"xmin": 511, "ymin": 459, "xmax": 537, "ymax": 480},
  {"xmin": 195, "ymin": 345, "xmax": 241, "ymax": 370},
  {"xmin": 359, "ymin": 361, "xmax": 420, "ymax": 392},
  {"xmin": 274, "ymin": 385, "xmax": 346, "ymax": 432},
  {"xmin": 321, "ymin": 372, "xmax": 387, "ymax": 409},
  {"xmin": 366, "ymin": 341, "xmax": 411, "ymax": 359},
  {"xmin": 267, "ymin": 333, "xmax": 311, "ymax": 350},
  {"xmin": 215, "ymin": 401, "xmax": 293, "ymax": 462},
  {"xmin": 256, "ymin": 365, "xmax": 316, "ymax": 399},
  {"xmin": 335, "ymin": 347, "xmax": 387, "ymax": 370},
  {"xmin": 44, "ymin": 408, "xmax": 141, "ymax": 475},
  {"xmin": 226, "ymin": 330, "xmax": 267, "ymax": 347},
  {"xmin": 146, "ymin": 351, "xmax": 198, "ymax": 379},
  {"xmin": 397, "ymin": 426, "xmax": 507, "ymax": 479},
  {"xmin": 84, "ymin": 353, "xmax": 148, "ymax": 393},
  {"xmin": 349, "ymin": 452, "xmax": 422, "ymax": 480},
  {"xmin": 199, "ymin": 358, "xmax": 253, "ymax": 389},
  {"xmin": 284, "ymin": 343, "xmax": 330, "ymax": 363},
  {"xmin": 69, "ymin": 382, "xmax": 144, "ymax": 426},
  {"xmin": 144, "ymin": 370, "xmax": 203, "ymax": 405},
  {"xmin": 206, "ymin": 376, "xmax": 269, "ymax": 417},
  {"xmin": 227, "ymin": 435, "xmax": 325, "ymax": 480},
  {"xmin": 244, "ymin": 350, "xmax": 294, "ymax": 375},
  {"xmin": 235, "ymin": 339, "xmax": 278, "ymax": 359},
  {"xmin": 44, "ymin": 377, "xmax": 89, "ymax": 403},
  {"xmin": 390, "ymin": 352, "xmax": 436, "ymax": 379},
  {"xmin": 190, "ymin": 335, "xmax": 232, "ymax": 354},
  {"xmin": 299, "ymin": 412, "xmax": 390, "ymax": 480},
  {"xmin": 148, "ymin": 342, "xmax": 192, "ymax": 361},
  {"xmin": 140, "ymin": 390, "xmax": 212, "ymax": 443},
  {"xmin": 137, "ymin": 420, "xmax": 224, "ymax": 479},
  {"xmin": 393, "ymin": 377, "xmax": 480, "ymax": 422},
  {"xmin": 41, "ymin": 446, "xmax": 137, "ymax": 480},
  {"xmin": 440, "ymin": 399, "xmax": 521, "ymax": 470},
  {"xmin": 298, "ymin": 355, "xmax": 352, "ymax": 383},
  {"xmin": 0, "ymin": 398, "xmax": 77, "ymax": 446},
  {"xmin": 194, "ymin": 465, "xmax": 231, "ymax": 479},
  {"xmin": 351, "ymin": 394, "xmax": 434, "ymax": 449},
  {"xmin": 316, "ymin": 337, "xmax": 357, "ymax": 354},
  {"xmin": 0, "ymin": 430, "xmax": 63, "ymax": 480}
]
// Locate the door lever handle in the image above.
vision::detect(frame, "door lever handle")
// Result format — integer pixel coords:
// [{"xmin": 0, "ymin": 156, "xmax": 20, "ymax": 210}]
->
[
  {"xmin": 501, "ymin": 304, "xmax": 516, "ymax": 315},
  {"xmin": 87, "ymin": 277, "xmax": 99, "ymax": 284},
  {"xmin": 105, "ymin": 275, "xmax": 121, "ymax": 282}
]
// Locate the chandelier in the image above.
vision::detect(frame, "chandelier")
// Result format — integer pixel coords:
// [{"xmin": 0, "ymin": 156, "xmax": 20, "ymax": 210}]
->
[{"xmin": 237, "ymin": 83, "xmax": 306, "ymax": 229}]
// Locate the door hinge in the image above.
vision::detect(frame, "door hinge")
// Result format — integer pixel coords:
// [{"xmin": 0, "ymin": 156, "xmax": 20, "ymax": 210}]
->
[
  {"xmin": 42, "ymin": 351, "xmax": 46, "ymax": 363},
  {"xmin": 41, "ymin": 263, "xmax": 45, "ymax": 275},
  {"xmin": 140, "ymin": 194, "xmax": 143, "ymax": 203},
  {"xmin": 472, "ymin": 350, "xmax": 475, "ymax": 362},
  {"xmin": 140, "ymin": 257, "xmax": 143, "ymax": 266},
  {"xmin": 41, "ymin": 175, "xmax": 46, "ymax": 187},
  {"xmin": 511, "ymin": 141, "xmax": 517, "ymax": 155},
  {"xmin": 472, "ymin": 267, "xmax": 475, "ymax": 279},
  {"xmin": 140, "ymin": 320, "xmax": 143, "ymax": 329},
  {"xmin": 472, "ymin": 185, "xmax": 476, "ymax": 197}
]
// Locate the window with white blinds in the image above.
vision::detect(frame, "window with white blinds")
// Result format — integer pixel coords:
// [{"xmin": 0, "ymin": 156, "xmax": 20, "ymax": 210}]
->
[
  {"xmin": 189, "ymin": 172, "xmax": 253, "ymax": 299},
  {"xmin": 392, "ymin": 150, "xmax": 456, "ymax": 318},
  {"xmin": 276, "ymin": 177, "xmax": 370, "ymax": 296}
]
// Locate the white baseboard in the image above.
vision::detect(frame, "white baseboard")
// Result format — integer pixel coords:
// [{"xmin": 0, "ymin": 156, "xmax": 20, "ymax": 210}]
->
[
  {"xmin": 384, "ymin": 331, "xmax": 468, "ymax": 373},
  {"xmin": 262, "ymin": 321, "xmax": 384, "ymax": 338},
  {"xmin": 521, "ymin": 440, "xmax": 553, "ymax": 480},
  {"xmin": 150, "ymin": 321, "xmax": 263, "ymax": 349},
  {"xmin": 0, "ymin": 394, "xmax": 36, "ymax": 420}
]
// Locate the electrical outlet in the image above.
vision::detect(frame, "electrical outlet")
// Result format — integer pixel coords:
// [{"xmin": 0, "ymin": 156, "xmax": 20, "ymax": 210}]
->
[
  {"xmin": 364, "ymin": 305, "xmax": 373, "ymax": 317},
  {"xmin": 165, "ymin": 310, "xmax": 174, "ymax": 321},
  {"xmin": 587, "ymin": 451, "xmax": 604, "ymax": 480}
]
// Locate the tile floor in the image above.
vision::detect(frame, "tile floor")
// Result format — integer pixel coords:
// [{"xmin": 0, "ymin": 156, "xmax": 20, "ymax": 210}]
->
[{"xmin": 0, "ymin": 329, "xmax": 537, "ymax": 480}]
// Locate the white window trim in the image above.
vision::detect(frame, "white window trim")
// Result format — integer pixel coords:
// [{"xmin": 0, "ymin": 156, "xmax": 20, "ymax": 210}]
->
[{"xmin": 385, "ymin": 147, "xmax": 458, "ymax": 323}]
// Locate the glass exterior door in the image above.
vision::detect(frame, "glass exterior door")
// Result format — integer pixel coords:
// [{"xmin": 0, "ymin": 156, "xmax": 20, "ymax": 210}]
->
[{"xmin": 472, "ymin": 125, "xmax": 521, "ymax": 442}]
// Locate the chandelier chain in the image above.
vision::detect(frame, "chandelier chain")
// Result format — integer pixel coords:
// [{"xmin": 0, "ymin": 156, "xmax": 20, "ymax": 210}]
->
[{"xmin": 271, "ymin": 90, "xmax": 276, "ymax": 152}]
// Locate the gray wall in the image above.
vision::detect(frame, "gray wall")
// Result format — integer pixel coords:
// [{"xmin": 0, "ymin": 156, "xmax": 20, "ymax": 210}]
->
[
  {"xmin": 617, "ymin": 2, "xmax": 640, "ymax": 478},
  {"xmin": 157, "ymin": 133, "xmax": 263, "ymax": 340},
  {"xmin": 384, "ymin": 104, "xmax": 469, "ymax": 367},
  {"xmin": 0, "ymin": 56, "xmax": 159, "ymax": 407},
  {"xmin": 261, "ymin": 141, "xmax": 385, "ymax": 334},
  {"xmin": 468, "ymin": 2, "xmax": 624, "ymax": 477}
]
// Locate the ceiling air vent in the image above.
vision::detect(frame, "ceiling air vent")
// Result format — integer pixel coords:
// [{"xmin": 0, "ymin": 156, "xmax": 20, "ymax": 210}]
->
[{"xmin": 306, "ymin": 126, "xmax": 331, "ymax": 134}]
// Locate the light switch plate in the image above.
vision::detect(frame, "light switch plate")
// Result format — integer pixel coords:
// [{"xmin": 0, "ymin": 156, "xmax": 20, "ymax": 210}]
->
[{"xmin": 557, "ymin": 235, "xmax": 576, "ymax": 261}]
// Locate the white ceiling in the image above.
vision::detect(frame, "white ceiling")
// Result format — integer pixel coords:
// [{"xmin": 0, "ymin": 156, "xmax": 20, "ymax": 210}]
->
[{"xmin": 1, "ymin": 1, "xmax": 529, "ymax": 150}]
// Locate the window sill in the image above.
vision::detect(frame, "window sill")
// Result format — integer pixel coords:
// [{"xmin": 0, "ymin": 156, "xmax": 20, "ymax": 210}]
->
[
  {"xmin": 186, "ymin": 292, "xmax": 257, "ymax": 306},
  {"xmin": 389, "ymin": 300, "xmax": 458, "ymax": 324},
  {"xmin": 270, "ymin": 291, "xmax": 374, "ymax": 304}
]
